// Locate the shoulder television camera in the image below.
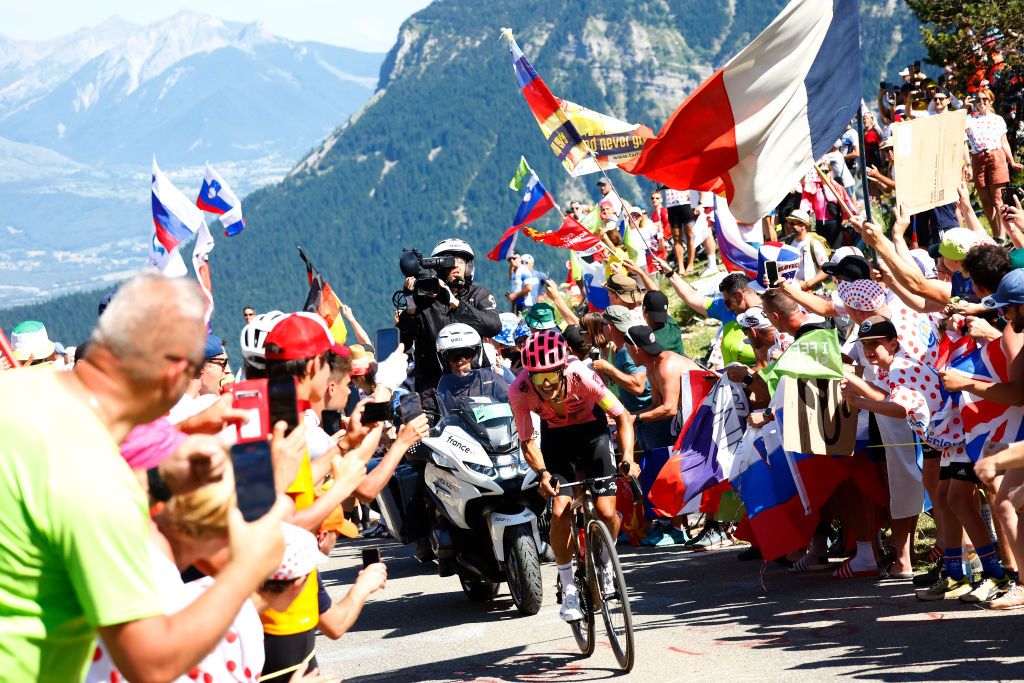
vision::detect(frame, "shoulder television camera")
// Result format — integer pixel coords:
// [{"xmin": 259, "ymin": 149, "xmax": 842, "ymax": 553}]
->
[{"xmin": 400, "ymin": 248, "xmax": 456, "ymax": 298}]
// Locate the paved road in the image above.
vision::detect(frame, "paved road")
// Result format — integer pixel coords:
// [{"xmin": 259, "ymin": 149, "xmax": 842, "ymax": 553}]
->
[{"xmin": 315, "ymin": 536, "xmax": 1024, "ymax": 682}]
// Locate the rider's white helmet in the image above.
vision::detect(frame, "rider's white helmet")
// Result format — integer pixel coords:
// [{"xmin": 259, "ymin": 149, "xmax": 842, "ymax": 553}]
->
[
  {"xmin": 436, "ymin": 322, "xmax": 482, "ymax": 368},
  {"xmin": 432, "ymin": 238, "xmax": 475, "ymax": 282},
  {"xmin": 240, "ymin": 310, "xmax": 287, "ymax": 370}
]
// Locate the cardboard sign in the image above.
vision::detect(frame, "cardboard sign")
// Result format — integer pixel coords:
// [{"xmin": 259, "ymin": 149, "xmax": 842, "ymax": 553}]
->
[
  {"xmin": 892, "ymin": 110, "xmax": 967, "ymax": 215},
  {"xmin": 781, "ymin": 375, "xmax": 858, "ymax": 456}
]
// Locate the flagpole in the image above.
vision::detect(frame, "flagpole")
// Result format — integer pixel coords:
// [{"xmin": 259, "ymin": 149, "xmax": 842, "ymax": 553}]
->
[
  {"xmin": 856, "ymin": 109, "xmax": 873, "ymax": 224},
  {"xmin": 589, "ymin": 153, "xmax": 656, "ymax": 255}
]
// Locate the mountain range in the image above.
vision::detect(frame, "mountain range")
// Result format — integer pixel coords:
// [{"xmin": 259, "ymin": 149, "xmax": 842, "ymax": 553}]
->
[
  {"xmin": 0, "ymin": 0, "xmax": 924, "ymax": 350},
  {"xmin": 0, "ymin": 11, "xmax": 382, "ymax": 304}
]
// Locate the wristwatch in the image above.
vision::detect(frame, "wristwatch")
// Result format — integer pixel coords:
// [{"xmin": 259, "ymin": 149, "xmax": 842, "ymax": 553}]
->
[
  {"xmin": 147, "ymin": 467, "xmax": 172, "ymax": 503},
  {"xmin": 536, "ymin": 467, "xmax": 549, "ymax": 477}
]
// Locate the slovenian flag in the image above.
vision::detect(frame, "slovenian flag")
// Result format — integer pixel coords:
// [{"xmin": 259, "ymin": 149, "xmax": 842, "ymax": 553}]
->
[
  {"xmin": 197, "ymin": 163, "xmax": 245, "ymax": 236},
  {"xmin": 487, "ymin": 156, "xmax": 555, "ymax": 260},
  {"xmin": 151, "ymin": 157, "xmax": 204, "ymax": 252},
  {"xmin": 192, "ymin": 221, "xmax": 215, "ymax": 327},
  {"xmin": 621, "ymin": 0, "xmax": 860, "ymax": 223},
  {"xmin": 711, "ymin": 196, "xmax": 759, "ymax": 278}
]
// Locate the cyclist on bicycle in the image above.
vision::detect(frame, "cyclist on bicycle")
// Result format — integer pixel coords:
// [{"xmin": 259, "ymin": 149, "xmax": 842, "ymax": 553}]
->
[{"xmin": 509, "ymin": 329, "xmax": 638, "ymax": 622}]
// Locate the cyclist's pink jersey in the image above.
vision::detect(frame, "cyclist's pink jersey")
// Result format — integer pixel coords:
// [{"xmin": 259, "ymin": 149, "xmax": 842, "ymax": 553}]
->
[{"xmin": 510, "ymin": 359, "xmax": 624, "ymax": 441}]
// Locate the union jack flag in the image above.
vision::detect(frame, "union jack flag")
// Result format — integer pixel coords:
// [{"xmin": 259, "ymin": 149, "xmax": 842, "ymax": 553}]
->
[{"xmin": 947, "ymin": 339, "xmax": 1024, "ymax": 462}]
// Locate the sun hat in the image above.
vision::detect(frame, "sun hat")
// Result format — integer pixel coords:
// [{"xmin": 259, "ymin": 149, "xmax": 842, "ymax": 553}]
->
[
  {"xmin": 602, "ymin": 305, "xmax": 634, "ymax": 333},
  {"xmin": 838, "ymin": 279, "xmax": 887, "ymax": 312},
  {"xmin": 10, "ymin": 321, "xmax": 56, "ymax": 362},
  {"xmin": 605, "ymin": 272, "xmax": 642, "ymax": 304},
  {"xmin": 939, "ymin": 228, "xmax": 986, "ymax": 261},
  {"xmin": 786, "ymin": 209, "xmax": 814, "ymax": 228},
  {"xmin": 267, "ymin": 523, "xmax": 329, "ymax": 582},
  {"xmin": 493, "ymin": 312, "xmax": 520, "ymax": 347},
  {"xmin": 524, "ymin": 303, "xmax": 558, "ymax": 330}
]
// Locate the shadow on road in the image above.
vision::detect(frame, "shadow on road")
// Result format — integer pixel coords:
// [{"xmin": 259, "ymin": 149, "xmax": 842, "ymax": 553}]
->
[{"xmin": 617, "ymin": 543, "xmax": 1024, "ymax": 681}]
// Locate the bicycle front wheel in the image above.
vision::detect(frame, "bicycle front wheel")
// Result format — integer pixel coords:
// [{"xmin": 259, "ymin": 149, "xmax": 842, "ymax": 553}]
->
[{"xmin": 587, "ymin": 519, "xmax": 635, "ymax": 672}]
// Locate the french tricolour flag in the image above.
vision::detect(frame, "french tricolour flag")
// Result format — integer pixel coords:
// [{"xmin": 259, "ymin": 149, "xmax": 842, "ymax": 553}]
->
[
  {"xmin": 622, "ymin": 0, "xmax": 860, "ymax": 223},
  {"xmin": 152, "ymin": 158, "xmax": 204, "ymax": 252},
  {"xmin": 197, "ymin": 163, "xmax": 245, "ymax": 236}
]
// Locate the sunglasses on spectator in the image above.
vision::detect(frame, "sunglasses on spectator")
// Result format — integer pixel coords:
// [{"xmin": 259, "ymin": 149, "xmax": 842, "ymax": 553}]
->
[
  {"xmin": 529, "ymin": 370, "xmax": 562, "ymax": 387},
  {"xmin": 932, "ymin": 95, "xmax": 948, "ymax": 101},
  {"xmin": 205, "ymin": 357, "xmax": 229, "ymax": 369}
]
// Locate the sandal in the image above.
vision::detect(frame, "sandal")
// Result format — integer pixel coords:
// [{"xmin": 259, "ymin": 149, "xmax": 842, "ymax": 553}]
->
[
  {"xmin": 788, "ymin": 555, "xmax": 830, "ymax": 572},
  {"xmin": 832, "ymin": 559, "xmax": 879, "ymax": 579}
]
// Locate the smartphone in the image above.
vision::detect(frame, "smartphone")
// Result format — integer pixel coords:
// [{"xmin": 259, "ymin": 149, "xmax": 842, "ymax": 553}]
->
[
  {"xmin": 765, "ymin": 260, "xmax": 780, "ymax": 288},
  {"xmin": 321, "ymin": 409, "xmax": 343, "ymax": 436},
  {"xmin": 230, "ymin": 441, "xmax": 277, "ymax": 521},
  {"xmin": 362, "ymin": 547, "xmax": 381, "ymax": 568},
  {"xmin": 914, "ymin": 60, "xmax": 921, "ymax": 73},
  {"xmin": 879, "ymin": 80, "xmax": 886, "ymax": 90},
  {"xmin": 1001, "ymin": 186, "xmax": 1024, "ymax": 206},
  {"xmin": 398, "ymin": 391, "xmax": 423, "ymax": 422},
  {"xmin": 375, "ymin": 327, "xmax": 400, "ymax": 361},
  {"xmin": 267, "ymin": 375, "xmax": 301, "ymax": 433},
  {"xmin": 231, "ymin": 379, "xmax": 270, "ymax": 444},
  {"xmin": 362, "ymin": 401, "xmax": 391, "ymax": 424}
]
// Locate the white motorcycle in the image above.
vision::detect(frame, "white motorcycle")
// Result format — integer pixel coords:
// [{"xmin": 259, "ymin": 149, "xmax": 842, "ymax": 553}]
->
[{"xmin": 376, "ymin": 396, "xmax": 549, "ymax": 615}]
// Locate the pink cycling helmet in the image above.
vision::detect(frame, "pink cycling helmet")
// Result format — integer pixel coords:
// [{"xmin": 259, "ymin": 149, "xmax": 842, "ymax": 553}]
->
[{"xmin": 521, "ymin": 330, "xmax": 569, "ymax": 372}]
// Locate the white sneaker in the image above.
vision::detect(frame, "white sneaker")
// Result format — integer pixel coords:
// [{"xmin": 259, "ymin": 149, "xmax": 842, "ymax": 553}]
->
[
  {"xmin": 560, "ymin": 587, "xmax": 584, "ymax": 622},
  {"xmin": 699, "ymin": 264, "xmax": 719, "ymax": 277}
]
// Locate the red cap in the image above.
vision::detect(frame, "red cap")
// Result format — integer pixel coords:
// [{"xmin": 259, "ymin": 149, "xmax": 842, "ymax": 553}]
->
[{"xmin": 265, "ymin": 312, "xmax": 350, "ymax": 361}]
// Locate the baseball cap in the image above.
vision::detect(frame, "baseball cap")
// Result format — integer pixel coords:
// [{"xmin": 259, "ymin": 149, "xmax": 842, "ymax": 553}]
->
[
  {"xmin": 939, "ymin": 227, "xmax": 986, "ymax": 261},
  {"xmin": 524, "ymin": 303, "xmax": 558, "ymax": 330},
  {"xmin": 267, "ymin": 523, "xmax": 330, "ymax": 582},
  {"xmin": 98, "ymin": 292, "xmax": 115, "ymax": 317},
  {"xmin": 909, "ymin": 248, "xmax": 938, "ymax": 279},
  {"xmin": 737, "ymin": 306, "xmax": 772, "ymax": 330},
  {"xmin": 597, "ymin": 178, "xmax": 609, "ymax": 186},
  {"xmin": 856, "ymin": 315, "xmax": 898, "ymax": 341},
  {"xmin": 521, "ymin": 254, "xmax": 534, "ymax": 265},
  {"xmin": 628, "ymin": 205, "xmax": 643, "ymax": 216},
  {"xmin": 786, "ymin": 209, "xmax": 814, "ymax": 227},
  {"xmin": 983, "ymin": 269, "xmax": 1024, "ymax": 309},
  {"xmin": 838, "ymin": 279, "xmax": 887, "ymax": 312},
  {"xmin": 562, "ymin": 324, "xmax": 585, "ymax": 350},
  {"xmin": 624, "ymin": 325, "xmax": 664, "ymax": 356},
  {"xmin": 265, "ymin": 312, "xmax": 349, "ymax": 361},
  {"xmin": 879, "ymin": 137, "xmax": 894, "ymax": 151},
  {"xmin": 10, "ymin": 321, "xmax": 56, "ymax": 362},
  {"xmin": 204, "ymin": 333, "xmax": 226, "ymax": 360},
  {"xmin": 606, "ymin": 272, "xmax": 642, "ymax": 304},
  {"xmin": 899, "ymin": 68, "xmax": 910, "ymax": 77},
  {"xmin": 822, "ymin": 255, "xmax": 872, "ymax": 282},
  {"xmin": 602, "ymin": 305, "xmax": 634, "ymax": 333},
  {"xmin": 642, "ymin": 290, "xmax": 670, "ymax": 325}
]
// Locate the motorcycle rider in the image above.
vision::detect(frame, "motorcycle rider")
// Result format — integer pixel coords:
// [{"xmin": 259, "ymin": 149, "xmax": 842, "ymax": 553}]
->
[
  {"xmin": 435, "ymin": 323, "xmax": 509, "ymax": 415},
  {"xmin": 509, "ymin": 330, "xmax": 639, "ymax": 622},
  {"xmin": 398, "ymin": 239, "xmax": 502, "ymax": 396}
]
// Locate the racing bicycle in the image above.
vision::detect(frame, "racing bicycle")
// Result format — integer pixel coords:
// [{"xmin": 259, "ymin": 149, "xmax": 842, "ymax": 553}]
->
[{"xmin": 555, "ymin": 472, "xmax": 637, "ymax": 672}]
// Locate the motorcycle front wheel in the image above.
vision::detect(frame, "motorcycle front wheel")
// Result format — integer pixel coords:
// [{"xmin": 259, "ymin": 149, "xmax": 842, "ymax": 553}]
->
[{"xmin": 505, "ymin": 525, "xmax": 543, "ymax": 615}]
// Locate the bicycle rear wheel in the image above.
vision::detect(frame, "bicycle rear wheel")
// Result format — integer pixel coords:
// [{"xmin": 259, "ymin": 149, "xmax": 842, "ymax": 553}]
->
[{"xmin": 587, "ymin": 519, "xmax": 635, "ymax": 672}]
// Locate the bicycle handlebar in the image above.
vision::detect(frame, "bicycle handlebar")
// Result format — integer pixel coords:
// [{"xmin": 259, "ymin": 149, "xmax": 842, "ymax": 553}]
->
[{"xmin": 558, "ymin": 473, "xmax": 644, "ymax": 500}]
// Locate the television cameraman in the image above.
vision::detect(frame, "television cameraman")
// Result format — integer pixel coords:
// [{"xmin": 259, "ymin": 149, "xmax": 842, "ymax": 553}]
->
[{"xmin": 397, "ymin": 238, "xmax": 502, "ymax": 396}]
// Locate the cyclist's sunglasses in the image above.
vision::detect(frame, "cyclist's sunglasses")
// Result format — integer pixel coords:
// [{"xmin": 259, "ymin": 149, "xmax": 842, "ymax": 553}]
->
[{"xmin": 530, "ymin": 370, "xmax": 563, "ymax": 387}]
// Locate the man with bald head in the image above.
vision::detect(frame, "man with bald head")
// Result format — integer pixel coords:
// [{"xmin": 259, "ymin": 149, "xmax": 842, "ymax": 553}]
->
[{"xmin": 0, "ymin": 273, "xmax": 288, "ymax": 682}]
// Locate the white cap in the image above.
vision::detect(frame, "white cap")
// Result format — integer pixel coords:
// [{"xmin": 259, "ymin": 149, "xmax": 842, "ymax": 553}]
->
[
  {"xmin": 521, "ymin": 254, "xmax": 534, "ymax": 265},
  {"xmin": 828, "ymin": 245, "xmax": 864, "ymax": 266}
]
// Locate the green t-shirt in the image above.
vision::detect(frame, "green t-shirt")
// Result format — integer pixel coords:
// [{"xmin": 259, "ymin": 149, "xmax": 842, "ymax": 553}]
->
[
  {"xmin": 653, "ymin": 316, "xmax": 686, "ymax": 357},
  {"xmin": 0, "ymin": 369, "xmax": 162, "ymax": 682}
]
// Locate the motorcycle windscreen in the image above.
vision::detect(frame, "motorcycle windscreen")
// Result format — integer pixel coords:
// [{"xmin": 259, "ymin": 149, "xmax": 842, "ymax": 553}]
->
[{"xmin": 469, "ymin": 403, "xmax": 518, "ymax": 453}]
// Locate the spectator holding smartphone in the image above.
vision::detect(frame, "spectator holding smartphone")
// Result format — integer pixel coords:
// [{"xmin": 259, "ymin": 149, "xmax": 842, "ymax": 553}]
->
[{"xmin": 0, "ymin": 273, "xmax": 288, "ymax": 683}]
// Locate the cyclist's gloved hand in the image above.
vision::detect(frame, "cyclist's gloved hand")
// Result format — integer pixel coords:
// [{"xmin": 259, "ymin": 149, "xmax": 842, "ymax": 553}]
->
[{"xmin": 619, "ymin": 459, "xmax": 641, "ymax": 480}]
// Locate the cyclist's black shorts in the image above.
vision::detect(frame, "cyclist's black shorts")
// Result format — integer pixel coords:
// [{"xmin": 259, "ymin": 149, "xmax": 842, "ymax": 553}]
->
[{"xmin": 540, "ymin": 418, "xmax": 617, "ymax": 497}]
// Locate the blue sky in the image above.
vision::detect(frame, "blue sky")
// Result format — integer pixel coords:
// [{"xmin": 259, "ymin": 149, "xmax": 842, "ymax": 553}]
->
[{"xmin": 0, "ymin": 0, "xmax": 434, "ymax": 52}]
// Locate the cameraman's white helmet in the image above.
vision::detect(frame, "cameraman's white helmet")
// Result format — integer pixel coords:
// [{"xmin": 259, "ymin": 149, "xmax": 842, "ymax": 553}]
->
[
  {"xmin": 433, "ymin": 238, "xmax": 475, "ymax": 282},
  {"xmin": 436, "ymin": 322, "xmax": 481, "ymax": 367},
  {"xmin": 240, "ymin": 310, "xmax": 287, "ymax": 370}
]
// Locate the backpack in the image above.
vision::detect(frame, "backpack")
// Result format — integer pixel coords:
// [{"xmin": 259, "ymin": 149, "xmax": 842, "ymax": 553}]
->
[{"xmin": 807, "ymin": 233, "xmax": 832, "ymax": 270}]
